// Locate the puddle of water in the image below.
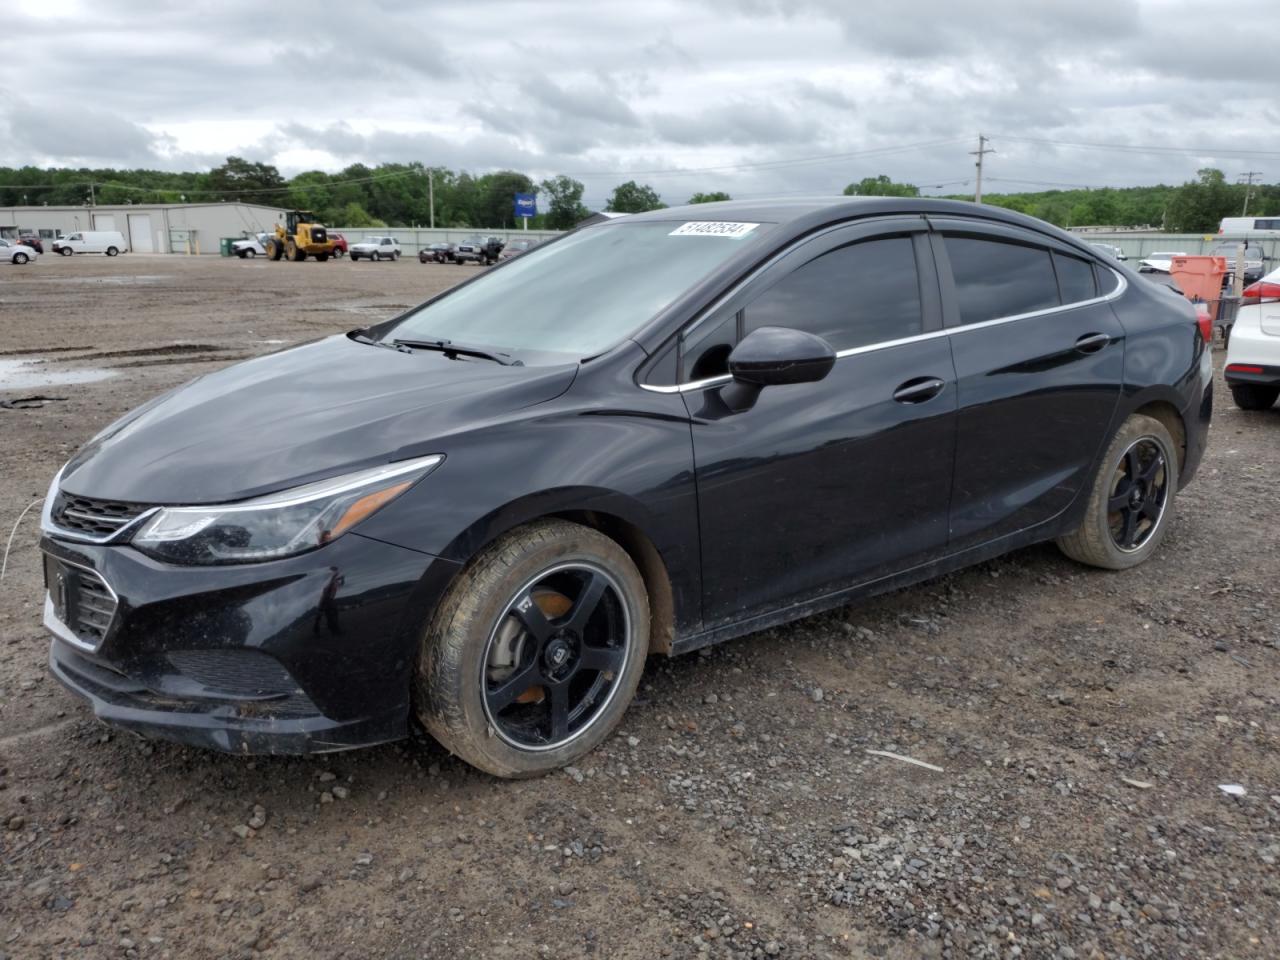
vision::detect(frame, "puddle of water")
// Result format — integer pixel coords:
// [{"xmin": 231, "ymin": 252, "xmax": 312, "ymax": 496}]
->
[{"xmin": 0, "ymin": 358, "xmax": 118, "ymax": 390}]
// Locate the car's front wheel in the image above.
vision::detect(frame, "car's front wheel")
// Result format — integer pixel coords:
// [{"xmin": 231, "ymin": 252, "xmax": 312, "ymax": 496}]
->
[
  {"xmin": 1230, "ymin": 384, "xmax": 1279, "ymax": 410},
  {"xmin": 416, "ymin": 519, "xmax": 650, "ymax": 778},
  {"xmin": 12, "ymin": 252, "xmax": 28, "ymax": 264},
  {"xmin": 1057, "ymin": 414, "xmax": 1178, "ymax": 570}
]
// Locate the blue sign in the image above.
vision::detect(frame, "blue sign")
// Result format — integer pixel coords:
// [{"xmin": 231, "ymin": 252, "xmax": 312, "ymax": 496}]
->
[{"xmin": 514, "ymin": 193, "xmax": 537, "ymax": 219}]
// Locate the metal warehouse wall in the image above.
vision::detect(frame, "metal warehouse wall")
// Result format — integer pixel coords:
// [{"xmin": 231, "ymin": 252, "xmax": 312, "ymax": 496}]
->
[
  {"xmin": 0, "ymin": 204, "xmax": 286, "ymax": 254},
  {"xmin": 1073, "ymin": 232, "xmax": 1280, "ymax": 262}
]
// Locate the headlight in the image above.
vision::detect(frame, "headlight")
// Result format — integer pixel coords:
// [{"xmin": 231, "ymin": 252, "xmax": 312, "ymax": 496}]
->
[{"xmin": 131, "ymin": 454, "xmax": 443, "ymax": 565}]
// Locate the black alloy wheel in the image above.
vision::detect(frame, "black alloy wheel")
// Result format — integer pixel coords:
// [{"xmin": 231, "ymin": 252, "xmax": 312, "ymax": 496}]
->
[
  {"xmin": 481, "ymin": 562, "xmax": 630, "ymax": 750},
  {"xmin": 1107, "ymin": 437, "xmax": 1169, "ymax": 552}
]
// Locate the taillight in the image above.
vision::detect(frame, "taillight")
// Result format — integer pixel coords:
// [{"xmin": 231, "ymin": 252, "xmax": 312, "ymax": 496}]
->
[
  {"xmin": 1241, "ymin": 280, "xmax": 1280, "ymax": 303},
  {"xmin": 1194, "ymin": 303, "xmax": 1213, "ymax": 344},
  {"xmin": 1227, "ymin": 363, "xmax": 1264, "ymax": 374}
]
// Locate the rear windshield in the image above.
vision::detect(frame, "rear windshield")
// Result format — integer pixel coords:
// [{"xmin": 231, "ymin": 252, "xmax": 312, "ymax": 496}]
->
[{"xmin": 382, "ymin": 220, "xmax": 773, "ymax": 359}]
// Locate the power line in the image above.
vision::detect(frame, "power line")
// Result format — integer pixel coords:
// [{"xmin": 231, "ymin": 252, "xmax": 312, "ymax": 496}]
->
[
  {"xmin": 994, "ymin": 134, "xmax": 1280, "ymax": 160},
  {"xmin": 561, "ymin": 138, "xmax": 972, "ymax": 178}
]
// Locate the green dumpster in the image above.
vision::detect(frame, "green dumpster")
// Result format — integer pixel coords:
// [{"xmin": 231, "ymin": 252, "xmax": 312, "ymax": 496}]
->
[{"xmin": 219, "ymin": 237, "xmax": 236, "ymax": 257}]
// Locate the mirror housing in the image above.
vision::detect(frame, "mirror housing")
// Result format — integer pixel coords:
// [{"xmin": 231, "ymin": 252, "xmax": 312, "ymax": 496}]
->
[{"xmin": 720, "ymin": 326, "xmax": 836, "ymax": 411}]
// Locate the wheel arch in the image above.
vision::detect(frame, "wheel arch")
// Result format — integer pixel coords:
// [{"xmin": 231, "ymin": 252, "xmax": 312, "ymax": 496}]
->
[
  {"xmin": 1119, "ymin": 385, "xmax": 1189, "ymax": 475},
  {"xmin": 435, "ymin": 487, "xmax": 680, "ymax": 656}
]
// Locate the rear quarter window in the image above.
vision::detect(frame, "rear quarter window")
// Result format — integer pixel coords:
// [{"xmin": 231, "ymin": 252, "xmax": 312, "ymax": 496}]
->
[{"xmin": 1054, "ymin": 252, "xmax": 1097, "ymax": 304}]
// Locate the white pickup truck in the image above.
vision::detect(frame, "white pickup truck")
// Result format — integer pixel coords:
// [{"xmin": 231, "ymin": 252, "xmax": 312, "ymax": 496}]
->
[
  {"xmin": 349, "ymin": 236, "xmax": 402, "ymax": 261},
  {"xmin": 232, "ymin": 233, "xmax": 269, "ymax": 258}
]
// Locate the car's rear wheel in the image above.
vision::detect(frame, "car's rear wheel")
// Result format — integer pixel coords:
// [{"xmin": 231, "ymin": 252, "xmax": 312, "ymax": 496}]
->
[
  {"xmin": 106, "ymin": 246, "xmax": 119, "ymax": 256},
  {"xmin": 1230, "ymin": 384, "xmax": 1279, "ymax": 410},
  {"xmin": 416, "ymin": 519, "xmax": 649, "ymax": 778},
  {"xmin": 1057, "ymin": 414, "xmax": 1178, "ymax": 570},
  {"xmin": 372, "ymin": 251, "xmax": 380, "ymax": 261}
]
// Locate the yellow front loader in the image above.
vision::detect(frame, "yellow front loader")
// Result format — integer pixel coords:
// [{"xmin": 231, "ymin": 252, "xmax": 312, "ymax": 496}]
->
[{"xmin": 264, "ymin": 210, "xmax": 336, "ymax": 261}]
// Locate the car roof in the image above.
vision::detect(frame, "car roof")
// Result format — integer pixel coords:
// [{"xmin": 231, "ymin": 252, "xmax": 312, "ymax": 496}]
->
[{"xmin": 622, "ymin": 196, "xmax": 1106, "ymax": 252}]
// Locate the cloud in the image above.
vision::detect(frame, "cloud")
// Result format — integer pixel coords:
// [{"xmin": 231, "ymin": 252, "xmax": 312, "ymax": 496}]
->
[{"xmin": 1, "ymin": 0, "xmax": 1277, "ymax": 202}]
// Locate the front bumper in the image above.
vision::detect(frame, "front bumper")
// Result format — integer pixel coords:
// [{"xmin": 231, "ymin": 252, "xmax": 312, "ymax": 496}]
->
[{"xmin": 42, "ymin": 531, "xmax": 460, "ymax": 755}]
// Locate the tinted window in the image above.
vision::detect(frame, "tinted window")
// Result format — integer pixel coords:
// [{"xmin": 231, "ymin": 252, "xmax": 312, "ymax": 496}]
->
[
  {"xmin": 945, "ymin": 236, "xmax": 1060, "ymax": 324},
  {"xmin": 681, "ymin": 311, "xmax": 737, "ymax": 382},
  {"xmin": 1256, "ymin": 219, "xmax": 1280, "ymax": 230},
  {"xmin": 1054, "ymin": 252, "xmax": 1097, "ymax": 303},
  {"xmin": 1095, "ymin": 263, "xmax": 1120, "ymax": 296},
  {"xmin": 743, "ymin": 237, "xmax": 921, "ymax": 351}
]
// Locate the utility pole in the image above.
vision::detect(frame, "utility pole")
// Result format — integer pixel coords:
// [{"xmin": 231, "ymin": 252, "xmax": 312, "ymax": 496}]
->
[
  {"xmin": 426, "ymin": 168, "xmax": 435, "ymax": 229},
  {"xmin": 1238, "ymin": 171, "xmax": 1262, "ymax": 216},
  {"xmin": 970, "ymin": 134, "xmax": 994, "ymax": 204},
  {"xmin": 88, "ymin": 181, "xmax": 96, "ymax": 206}
]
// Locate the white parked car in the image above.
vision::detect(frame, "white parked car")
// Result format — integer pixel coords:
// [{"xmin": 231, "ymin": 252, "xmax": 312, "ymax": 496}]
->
[
  {"xmin": 1137, "ymin": 250, "xmax": 1188, "ymax": 274},
  {"xmin": 0, "ymin": 238, "xmax": 38, "ymax": 265},
  {"xmin": 1088, "ymin": 242, "xmax": 1127, "ymax": 261},
  {"xmin": 1224, "ymin": 266, "xmax": 1280, "ymax": 410},
  {"xmin": 51, "ymin": 230, "xmax": 126, "ymax": 256},
  {"xmin": 232, "ymin": 233, "xmax": 269, "ymax": 258},
  {"xmin": 349, "ymin": 236, "xmax": 401, "ymax": 261}
]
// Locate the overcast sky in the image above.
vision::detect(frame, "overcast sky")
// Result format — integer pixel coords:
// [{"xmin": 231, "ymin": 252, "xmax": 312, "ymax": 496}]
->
[{"xmin": 5, "ymin": 0, "xmax": 1279, "ymax": 207}]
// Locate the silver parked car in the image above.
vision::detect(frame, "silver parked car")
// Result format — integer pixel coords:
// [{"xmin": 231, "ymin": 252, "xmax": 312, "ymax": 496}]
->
[
  {"xmin": 349, "ymin": 236, "xmax": 402, "ymax": 261},
  {"xmin": 0, "ymin": 238, "xmax": 38, "ymax": 265}
]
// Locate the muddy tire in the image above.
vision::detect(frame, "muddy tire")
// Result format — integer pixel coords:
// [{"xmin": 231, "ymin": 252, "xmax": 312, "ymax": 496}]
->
[
  {"xmin": 1057, "ymin": 414, "xmax": 1178, "ymax": 570},
  {"xmin": 415, "ymin": 519, "xmax": 649, "ymax": 778}
]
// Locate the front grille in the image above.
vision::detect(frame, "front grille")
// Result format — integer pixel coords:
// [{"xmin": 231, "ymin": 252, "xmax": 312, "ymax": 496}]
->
[
  {"xmin": 52, "ymin": 491, "xmax": 149, "ymax": 538},
  {"xmin": 45, "ymin": 555, "xmax": 118, "ymax": 648}
]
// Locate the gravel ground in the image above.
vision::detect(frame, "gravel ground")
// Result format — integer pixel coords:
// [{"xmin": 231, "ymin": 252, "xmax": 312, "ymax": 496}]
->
[{"xmin": 1, "ymin": 253, "xmax": 1277, "ymax": 960}]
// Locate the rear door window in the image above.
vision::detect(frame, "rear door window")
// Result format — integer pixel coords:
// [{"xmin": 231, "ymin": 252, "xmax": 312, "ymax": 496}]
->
[{"xmin": 944, "ymin": 235, "xmax": 1060, "ymax": 324}]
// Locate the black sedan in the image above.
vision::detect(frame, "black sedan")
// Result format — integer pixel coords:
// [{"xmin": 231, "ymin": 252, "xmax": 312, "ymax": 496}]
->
[
  {"xmin": 41, "ymin": 198, "xmax": 1212, "ymax": 777},
  {"xmin": 419, "ymin": 242, "xmax": 456, "ymax": 264}
]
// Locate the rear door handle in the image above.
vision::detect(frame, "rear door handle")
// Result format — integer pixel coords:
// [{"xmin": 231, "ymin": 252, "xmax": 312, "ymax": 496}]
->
[
  {"xmin": 1074, "ymin": 332, "xmax": 1110, "ymax": 354},
  {"xmin": 892, "ymin": 377, "xmax": 946, "ymax": 404}
]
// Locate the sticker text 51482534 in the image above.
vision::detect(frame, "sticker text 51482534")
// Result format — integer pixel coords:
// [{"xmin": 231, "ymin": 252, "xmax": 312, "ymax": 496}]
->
[{"xmin": 669, "ymin": 222, "xmax": 760, "ymax": 239}]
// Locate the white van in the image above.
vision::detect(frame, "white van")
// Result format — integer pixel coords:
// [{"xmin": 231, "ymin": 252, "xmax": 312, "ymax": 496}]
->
[
  {"xmin": 51, "ymin": 231, "xmax": 127, "ymax": 256},
  {"xmin": 1218, "ymin": 216, "xmax": 1280, "ymax": 237}
]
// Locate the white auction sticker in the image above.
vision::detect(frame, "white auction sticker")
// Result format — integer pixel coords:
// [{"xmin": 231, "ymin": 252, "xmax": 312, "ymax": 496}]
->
[{"xmin": 669, "ymin": 221, "xmax": 760, "ymax": 238}]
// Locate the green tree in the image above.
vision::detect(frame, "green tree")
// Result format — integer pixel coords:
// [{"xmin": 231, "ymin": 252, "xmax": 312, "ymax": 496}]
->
[
  {"xmin": 540, "ymin": 175, "xmax": 591, "ymax": 229},
  {"xmin": 207, "ymin": 156, "xmax": 287, "ymax": 204},
  {"xmin": 1165, "ymin": 168, "xmax": 1237, "ymax": 232},
  {"xmin": 843, "ymin": 175, "xmax": 919, "ymax": 197},
  {"xmin": 607, "ymin": 181, "xmax": 665, "ymax": 213},
  {"xmin": 337, "ymin": 202, "xmax": 384, "ymax": 228},
  {"xmin": 472, "ymin": 170, "xmax": 535, "ymax": 228},
  {"xmin": 688, "ymin": 191, "xmax": 732, "ymax": 204}
]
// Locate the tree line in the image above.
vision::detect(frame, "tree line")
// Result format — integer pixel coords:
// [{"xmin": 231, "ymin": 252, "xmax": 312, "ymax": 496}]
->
[{"xmin": 2, "ymin": 158, "xmax": 1274, "ymax": 233}]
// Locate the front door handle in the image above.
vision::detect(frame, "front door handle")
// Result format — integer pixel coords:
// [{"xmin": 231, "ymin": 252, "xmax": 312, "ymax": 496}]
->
[
  {"xmin": 893, "ymin": 377, "xmax": 946, "ymax": 404},
  {"xmin": 1074, "ymin": 332, "xmax": 1110, "ymax": 354}
]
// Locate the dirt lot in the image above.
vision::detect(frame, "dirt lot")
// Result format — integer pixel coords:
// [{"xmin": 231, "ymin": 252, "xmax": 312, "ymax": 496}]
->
[{"xmin": 1, "ymin": 253, "xmax": 1277, "ymax": 960}]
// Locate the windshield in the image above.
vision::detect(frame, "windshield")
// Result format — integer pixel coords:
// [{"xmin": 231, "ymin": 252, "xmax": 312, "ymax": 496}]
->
[
  {"xmin": 381, "ymin": 219, "xmax": 772, "ymax": 359},
  {"xmin": 1213, "ymin": 244, "xmax": 1261, "ymax": 257}
]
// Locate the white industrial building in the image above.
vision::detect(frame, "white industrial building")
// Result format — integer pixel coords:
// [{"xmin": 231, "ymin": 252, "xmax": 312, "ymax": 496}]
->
[{"xmin": 0, "ymin": 202, "xmax": 287, "ymax": 254}]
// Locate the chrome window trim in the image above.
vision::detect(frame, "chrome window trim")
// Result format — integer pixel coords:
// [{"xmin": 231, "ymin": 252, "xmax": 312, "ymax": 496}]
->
[
  {"xmin": 42, "ymin": 554, "xmax": 120, "ymax": 653},
  {"xmin": 641, "ymin": 266, "xmax": 1127, "ymax": 394}
]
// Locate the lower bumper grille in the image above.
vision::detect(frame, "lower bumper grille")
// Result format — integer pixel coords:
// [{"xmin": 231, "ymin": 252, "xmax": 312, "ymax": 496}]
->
[{"xmin": 44, "ymin": 554, "xmax": 117, "ymax": 649}]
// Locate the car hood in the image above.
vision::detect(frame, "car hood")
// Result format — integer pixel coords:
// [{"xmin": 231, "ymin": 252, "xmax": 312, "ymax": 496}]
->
[{"xmin": 61, "ymin": 334, "xmax": 577, "ymax": 504}]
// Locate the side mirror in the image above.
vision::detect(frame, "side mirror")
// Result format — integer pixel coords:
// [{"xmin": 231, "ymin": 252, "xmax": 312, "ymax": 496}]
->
[{"xmin": 720, "ymin": 326, "xmax": 836, "ymax": 411}]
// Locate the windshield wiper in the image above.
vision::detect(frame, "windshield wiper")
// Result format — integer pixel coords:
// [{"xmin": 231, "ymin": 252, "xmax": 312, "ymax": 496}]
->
[
  {"xmin": 392, "ymin": 338, "xmax": 520, "ymax": 366},
  {"xmin": 350, "ymin": 330, "xmax": 410, "ymax": 353}
]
